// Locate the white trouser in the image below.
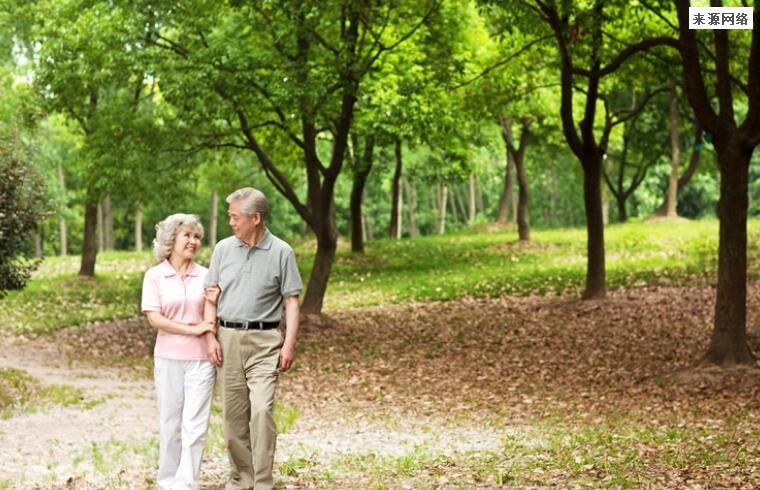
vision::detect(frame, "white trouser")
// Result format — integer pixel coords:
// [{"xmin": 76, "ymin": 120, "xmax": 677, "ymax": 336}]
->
[{"xmin": 154, "ymin": 357, "xmax": 216, "ymax": 490}]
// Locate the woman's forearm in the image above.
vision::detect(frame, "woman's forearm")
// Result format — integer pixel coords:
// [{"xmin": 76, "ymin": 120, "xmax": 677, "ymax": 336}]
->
[{"xmin": 146, "ymin": 312, "xmax": 207, "ymax": 336}]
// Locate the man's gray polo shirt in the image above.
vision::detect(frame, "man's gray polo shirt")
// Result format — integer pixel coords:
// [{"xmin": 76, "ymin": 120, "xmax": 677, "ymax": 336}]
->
[{"xmin": 205, "ymin": 229, "xmax": 302, "ymax": 323}]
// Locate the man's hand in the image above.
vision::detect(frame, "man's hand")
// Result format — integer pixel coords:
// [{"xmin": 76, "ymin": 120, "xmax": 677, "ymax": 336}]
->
[
  {"xmin": 207, "ymin": 337, "xmax": 223, "ymax": 368},
  {"xmin": 205, "ymin": 284, "xmax": 221, "ymax": 305},
  {"xmin": 278, "ymin": 343, "xmax": 295, "ymax": 372}
]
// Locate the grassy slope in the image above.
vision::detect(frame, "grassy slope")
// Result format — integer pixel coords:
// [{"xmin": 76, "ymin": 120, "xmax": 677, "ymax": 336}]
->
[{"xmin": 2, "ymin": 219, "xmax": 758, "ymax": 336}]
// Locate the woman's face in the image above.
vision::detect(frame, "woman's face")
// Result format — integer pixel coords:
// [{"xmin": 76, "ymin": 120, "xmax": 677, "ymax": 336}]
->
[{"xmin": 171, "ymin": 226, "xmax": 202, "ymax": 261}]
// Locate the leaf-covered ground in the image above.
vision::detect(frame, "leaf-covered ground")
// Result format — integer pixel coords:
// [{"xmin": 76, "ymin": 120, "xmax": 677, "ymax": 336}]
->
[{"xmin": 4, "ymin": 283, "xmax": 757, "ymax": 488}]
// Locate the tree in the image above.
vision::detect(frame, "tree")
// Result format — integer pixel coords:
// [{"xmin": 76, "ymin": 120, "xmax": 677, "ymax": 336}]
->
[
  {"xmin": 601, "ymin": 90, "xmax": 669, "ymax": 222},
  {"xmin": 140, "ymin": 0, "xmax": 439, "ymax": 316},
  {"xmin": 671, "ymin": 0, "xmax": 760, "ymax": 365},
  {"xmin": 514, "ymin": 0, "xmax": 674, "ymax": 298}
]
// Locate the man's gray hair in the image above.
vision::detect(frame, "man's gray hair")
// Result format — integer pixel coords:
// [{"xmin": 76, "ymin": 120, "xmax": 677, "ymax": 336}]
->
[
  {"xmin": 152, "ymin": 213, "xmax": 204, "ymax": 263},
  {"xmin": 226, "ymin": 187, "xmax": 269, "ymax": 220}
]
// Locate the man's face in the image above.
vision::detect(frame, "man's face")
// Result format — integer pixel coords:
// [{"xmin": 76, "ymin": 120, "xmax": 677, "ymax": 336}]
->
[{"xmin": 228, "ymin": 200, "xmax": 259, "ymax": 241}]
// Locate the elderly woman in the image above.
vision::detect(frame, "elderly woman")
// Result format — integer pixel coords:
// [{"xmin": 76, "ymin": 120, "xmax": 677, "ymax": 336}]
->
[{"xmin": 141, "ymin": 213, "xmax": 218, "ymax": 490}]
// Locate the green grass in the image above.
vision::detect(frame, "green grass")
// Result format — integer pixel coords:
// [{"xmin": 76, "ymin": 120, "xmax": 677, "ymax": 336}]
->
[
  {"xmin": 0, "ymin": 367, "xmax": 87, "ymax": 418},
  {"xmin": 3, "ymin": 219, "xmax": 759, "ymax": 335}
]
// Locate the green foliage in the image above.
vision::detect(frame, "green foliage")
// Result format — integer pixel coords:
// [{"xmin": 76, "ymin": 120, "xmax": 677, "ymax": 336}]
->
[{"xmin": 0, "ymin": 140, "xmax": 47, "ymax": 297}]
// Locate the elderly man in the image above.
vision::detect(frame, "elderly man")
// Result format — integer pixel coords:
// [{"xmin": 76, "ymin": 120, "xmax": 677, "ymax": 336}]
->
[{"xmin": 203, "ymin": 187, "xmax": 301, "ymax": 490}]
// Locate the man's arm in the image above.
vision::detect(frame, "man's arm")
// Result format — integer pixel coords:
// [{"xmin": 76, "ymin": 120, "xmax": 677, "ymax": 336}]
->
[
  {"xmin": 203, "ymin": 294, "xmax": 222, "ymax": 367},
  {"xmin": 279, "ymin": 295, "xmax": 300, "ymax": 372}
]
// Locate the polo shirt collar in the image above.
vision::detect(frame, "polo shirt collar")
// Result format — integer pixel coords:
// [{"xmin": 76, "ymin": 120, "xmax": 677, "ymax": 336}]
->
[
  {"xmin": 236, "ymin": 228, "xmax": 273, "ymax": 250},
  {"xmin": 159, "ymin": 259, "xmax": 201, "ymax": 277}
]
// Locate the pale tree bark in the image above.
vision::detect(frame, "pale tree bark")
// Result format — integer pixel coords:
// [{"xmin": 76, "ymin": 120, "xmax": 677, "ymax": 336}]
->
[
  {"xmin": 97, "ymin": 202, "xmax": 104, "ymax": 253},
  {"xmin": 468, "ymin": 172, "xmax": 477, "ymax": 224},
  {"xmin": 666, "ymin": 86, "xmax": 680, "ymax": 217},
  {"xmin": 209, "ymin": 190, "xmax": 218, "ymax": 247},
  {"xmin": 403, "ymin": 177, "xmax": 419, "ymax": 237},
  {"xmin": 475, "ymin": 174, "xmax": 484, "ymax": 215},
  {"xmin": 135, "ymin": 205, "xmax": 143, "ymax": 253},
  {"xmin": 102, "ymin": 194, "xmax": 114, "ymax": 250},
  {"xmin": 389, "ymin": 137, "xmax": 403, "ymax": 239},
  {"xmin": 55, "ymin": 163, "xmax": 67, "ymax": 256},
  {"xmin": 654, "ymin": 125, "xmax": 703, "ymax": 215},
  {"xmin": 437, "ymin": 183, "xmax": 448, "ymax": 235}
]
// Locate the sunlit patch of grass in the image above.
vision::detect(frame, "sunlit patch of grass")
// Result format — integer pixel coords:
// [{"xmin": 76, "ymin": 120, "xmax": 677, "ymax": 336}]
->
[
  {"xmin": 0, "ymin": 367, "xmax": 89, "ymax": 418},
  {"xmin": 6, "ymin": 219, "xmax": 760, "ymax": 334}
]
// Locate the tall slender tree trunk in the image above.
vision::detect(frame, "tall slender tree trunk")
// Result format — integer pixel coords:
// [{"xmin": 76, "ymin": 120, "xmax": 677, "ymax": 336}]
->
[
  {"xmin": 135, "ymin": 205, "xmax": 143, "ymax": 253},
  {"xmin": 79, "ymin": 196, "xmax": 98, "ymax": 277},
  {"xmin": 350, "ymin": 135, "xmax": 374, "ymax": 253},
  {"xmin": 403, "ymin": 177, "xmax": 419, "ymax": 237},
  {"xmin": 497, "ymin": 118, "xmax": 516, "ymax": 224},
  {"xmin": 209, "ymin": 191, "xmax": 218, "ymax": 248},
  {"xmin": 475, "ymin": 174, "xmax": 484, "ymax": 215},
  {"xmin": 655, "ymin": 126, "xmax": 703, "ymax": 215},
  {"xmin": 582, "ymin": 156, "xmax": 606, "ymax": 299},
  {"xmin": 56, "ymin": 163, "xmax": 67, "ymax": 256},
  {"xmin": 467, "ymin": 172, "xmax": 477, "ymax": 225},
  {"xmin": 102, "ymin": 194, "xmax": 114, "ymax": 250},
  {"xmin": 437, "ymin": 183, "xmax": 447, "ymax": 235},
  {"xmin": 97, "ymin": 202, "xmax": 104, "ymax": 253},
  {"xmin": 389, "ymin": 137, "xmax": 403, "ymax": 239},
  {"xmin": 515, "ymin": 150, "xmax": 530, "ymax": 241},
  {"xmin": 665, "ymin": 86, "xmax": 681, "ymax": 217},
  {"xmin": 451, "ymin": 186, "xmax": 463, "ymax": 224},
  {"xmin": 363, "ymin": 208, "xmax": 373, "ymax": 241},
  {"xmin": 704, "ymin": 142, "xmax": 755, "ymax": 364},
  {"xmin": 33, "ymin": 227, "xmax": 42, "ymax": 258}
]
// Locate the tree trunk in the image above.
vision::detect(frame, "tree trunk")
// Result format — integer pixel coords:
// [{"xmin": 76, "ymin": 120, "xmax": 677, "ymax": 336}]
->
[
  {"xmin": 515, "ymin": 151, "xmax": 530, "ymax": 241},
  {"xmin": 389, "ymin": 137, "xmax": 403, "ymax": 239},
  {"xmin": 79, "ymin": 197, "xmax": 98, "ymax": 277},
  {"xmin": 97, "ymin": 202, "xmax": 104, "ymax": 253},
  {"xmin": 654, "ymin": 126, "xmax": 703, "ymax": 215},
  {"xmin": 33, "ymin": 228, "xmax": 42, "ymax": 259},
  {"xmin": 467, "ymin": 172, "xmax": 476, "ymax": 224},
  {"xmin": 581, "ymin": 156, "xmax": 606, "ymax": 300},
  {"xmin": 475, "ymin": 174, "xmax": 484, "ymax": 215},
  {"xmin": 350, "ymin": 136, "xmax": 374, "ymax": 253},
  {"xmin": 403, "ymin": 177, "xmax": 419, "ymax": 237},
  {"xmin": 437, "ymin": 183, "xmax": 447, "ymax": 235},
  {"xmin": 497, "ymin": 119, "xmax": 516, "ymax": 224},
  {"xmin": 56, "ymin": 163, "xmax": 67, "ymax": 256},
  {"xmin": 209, "ymin": 191, "xmax": 218, "ymax": 248},
  {"xmin": 451, "ymin": 186, "xmax": 463, "ymax": 224},
  {"xmin": 703, "ymin": 142, "xmax": 756, "ymax": 365},
  {"xmin": 102, "ymin": 194, "xmax": 114, "ymax": 250},
  {"xmin": 135, "ymin": 205, "xmax": 143, "ymax": 253},
  {"xmin": 665, "ymin": 86, "xmax": 680, "ymax": 218},
  {"xmin": 301, "ymin": 222, "xmax": 338, "ymax": 316},
  {"xmin": 616, "ymin": 194, "xmax": 628, "ymax": 223}
]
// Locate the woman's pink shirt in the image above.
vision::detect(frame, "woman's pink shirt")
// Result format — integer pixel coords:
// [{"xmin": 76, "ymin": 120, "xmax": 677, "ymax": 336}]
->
[{"xmin": 141, "ymin": 259, "xmax": 209, "ymax": 360}]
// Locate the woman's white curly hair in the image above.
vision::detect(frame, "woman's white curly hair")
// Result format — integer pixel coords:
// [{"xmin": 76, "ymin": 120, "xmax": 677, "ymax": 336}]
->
[{"xmin": 152, "ymin": 213, "xmax": 204, "ymax": 263}]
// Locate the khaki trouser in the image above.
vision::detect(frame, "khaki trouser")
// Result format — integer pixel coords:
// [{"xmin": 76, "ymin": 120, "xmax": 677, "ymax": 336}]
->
[{"xmin": 218, "ymin": 327, "xmax": 283, "ymax": 490}]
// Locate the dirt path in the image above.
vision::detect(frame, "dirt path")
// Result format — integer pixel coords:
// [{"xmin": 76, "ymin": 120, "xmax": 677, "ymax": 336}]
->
[
  {"xmin": 1, "ymin": 286, "xmax": 758, "ymax": 488},
  {"xmin": 0, "ymin": 341, "xmax": 158, "ymax": 488}
]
